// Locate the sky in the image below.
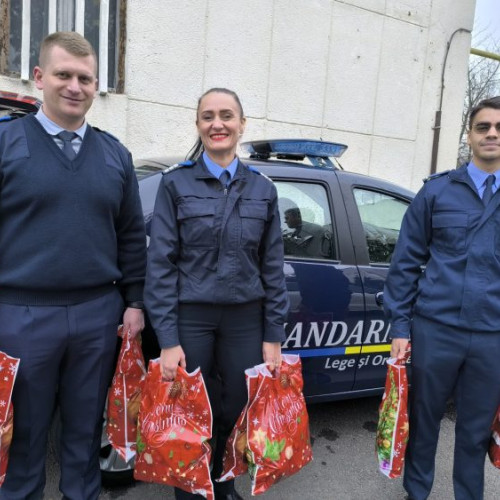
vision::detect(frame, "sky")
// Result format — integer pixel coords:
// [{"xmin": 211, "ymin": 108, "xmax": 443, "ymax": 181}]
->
[{"xmin": 472, "ymin": 0, "xmax": 500, "ymax": 48}]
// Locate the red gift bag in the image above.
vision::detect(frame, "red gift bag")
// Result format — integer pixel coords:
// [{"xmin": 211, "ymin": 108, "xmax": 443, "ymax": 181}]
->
[
  {"xmin": 376, "ymin": 357, "xmax": 409, "ymax": 478},
  {"xmin": 106, "ymin": 326, "xmax": 147, "ymax": 462},
  {"xmin": 218, "ymin": 365, "xmax": 261, "ymax": 481},
  {"xmin": 245, "ymin": 354, "xmax": 313, "ymax": 495},
  {"xmin": 0, "ymin": 351, "xmax": 20, "ymax": 486},
  {"xmin": 488, "ymin": 406, "xmax": 500, "ymax": 468},
  {"xmin": 134, "ymin": 360, "xmax": 214, "ymax": 500}
]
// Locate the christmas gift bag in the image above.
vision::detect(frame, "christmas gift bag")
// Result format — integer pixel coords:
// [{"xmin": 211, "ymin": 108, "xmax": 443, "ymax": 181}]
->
[
  {"xmin": 106, "ymin": 326, "xmax": 147, "ymax": 462},
  {"xmin": 0, "ymin": 351, "xmax": 20, "ymax": 486},
  {"xmin": 134, "ymin": 360, "xmax": 214, "ymax": 500},
  {"xmin": 376, "ymin": 357, "xmax": 409, "ymax": 478},
  {"xmin": 246, "ymin": 354, "xmax": 313, "ymax": 495},
  {"xmin": 488, "ymin": 405, "xmax": 500, "ymax": 468},
  {"xmin": 218, "ymin": 365, "xmax": 261, "ymax": 482}
]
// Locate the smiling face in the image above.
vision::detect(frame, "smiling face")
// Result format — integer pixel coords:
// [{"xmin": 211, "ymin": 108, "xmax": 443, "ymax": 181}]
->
[
  {"xmin": 196, "ymin": 91, "xmax": 246, "ymax": 166},
  {"xmin": 467, "ymin": 107, "xmax": 500, "ymax": 173},
  {"xmin": 33, "ymin": 45, "xmax": 97, "ymax": 130}
]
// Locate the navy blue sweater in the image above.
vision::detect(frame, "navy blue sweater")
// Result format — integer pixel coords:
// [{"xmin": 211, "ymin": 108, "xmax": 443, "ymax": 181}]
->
[{"xmin": 0, "ymin": 114, "xmax": 146, "ymax": 305}]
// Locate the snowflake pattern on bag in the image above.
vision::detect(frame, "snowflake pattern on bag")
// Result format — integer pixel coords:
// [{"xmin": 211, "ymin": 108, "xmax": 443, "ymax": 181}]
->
[
  {"xmin": 244, "ymin": 355, "xmax": 313, "ymax": 495},
  {"xmin": 0, "ymin": 351, "xmax": 20, "ymax": 486},
  {"xmin": 218, "ymin": 365, "xmax": 261, "ymax": 482},
  {"xmin": 134, "ymin": 360, "xmax": 214, "ymax": 500},
  {"xmin": 106, "ymin": 326, "xmax": 147, "ymax": 462}
]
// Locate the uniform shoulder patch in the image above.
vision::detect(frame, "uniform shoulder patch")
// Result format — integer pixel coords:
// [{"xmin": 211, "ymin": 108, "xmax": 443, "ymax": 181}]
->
[
  {"xmin": 92, "ymin": 126, "xmax": 120, "ymax": 142},
  {"xmin": 423, "ymin": 170, "xmax": 450, "ymax": 183},
  {"xmin": 247, "ymin": 165, "xmax": 261, "ymax": 175},
  {"xmin": 247, "ymin": 164, "xmax": 274, "ymax": 183},
  {"xmin": 162, "ymin": 160, "xmax": 195, "ymax": 175}
]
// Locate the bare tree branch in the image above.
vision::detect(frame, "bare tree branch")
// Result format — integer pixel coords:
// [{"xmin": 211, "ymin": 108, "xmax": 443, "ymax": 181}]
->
[{"xmin": 457, "ymin": 29, "xmax": 500, "ymax": 165}]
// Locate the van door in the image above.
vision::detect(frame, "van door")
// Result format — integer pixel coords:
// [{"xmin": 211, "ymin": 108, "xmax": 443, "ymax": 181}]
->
[
  {"xmin": 274, "ymin": 177, "xmax": 364, "ymax": 401},
  {"xmin": 348, "ymin": 186, "xmax": 411, "ymax": 391}
]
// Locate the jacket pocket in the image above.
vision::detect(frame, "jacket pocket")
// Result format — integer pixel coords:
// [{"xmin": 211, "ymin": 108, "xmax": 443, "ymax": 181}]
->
[
  {"xmin": 239, "ymin": 200, "xmax": 268, "ymax": 247},
  {"xmin": 431, "ymin": 212, "xmax": 468, "ymax": 254},
  {"xmin": 177, "ymin": 199, "xmax": 216, "ymax": 247}
]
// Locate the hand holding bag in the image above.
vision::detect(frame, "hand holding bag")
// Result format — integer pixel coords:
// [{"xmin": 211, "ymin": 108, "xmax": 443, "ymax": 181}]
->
[
  {"xmin": 376, "ymin": 357, "xmax": 409, "ymax": 478},
  {"xmin": 106, "ymin": 326, "xmax": 147, "ymax": 462},
  {"xmin": 134, "ymin": 360, "xmax": 214, "ymax": 500},
  {"xmin": 245, "ymin": 354, "xmax": 313, "ymax": 495}
]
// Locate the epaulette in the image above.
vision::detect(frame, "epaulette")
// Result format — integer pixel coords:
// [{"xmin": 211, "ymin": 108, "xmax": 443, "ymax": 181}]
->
[
  {"xmin": 247, "ymin": 164, "xmax": 273, "ymax": 183},
  {"xmin": 423, "ymin": 170, "xmax": 450, "ymax": 183},
  {"xmin": 162, "ymin": 160, "xmax": 195, "ymax": 175},
  {"xmin": 92, "ymin": 126, "xmax": 119, "ymax": 142},
  {"xmin": 247, "ymin": 165, "xmax": 261, "ymax": 175}
]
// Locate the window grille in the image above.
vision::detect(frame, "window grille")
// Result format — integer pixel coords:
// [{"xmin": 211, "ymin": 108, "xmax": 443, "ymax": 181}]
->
[{"xmin": 0, "ymin": 0, "xmax": 125, "ymax": 93}]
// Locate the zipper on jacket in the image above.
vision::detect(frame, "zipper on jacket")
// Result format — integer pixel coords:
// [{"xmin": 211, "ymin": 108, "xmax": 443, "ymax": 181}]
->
[{"xmin": 218, "ymin": 186, "xmax": 230, "ymax": 247}]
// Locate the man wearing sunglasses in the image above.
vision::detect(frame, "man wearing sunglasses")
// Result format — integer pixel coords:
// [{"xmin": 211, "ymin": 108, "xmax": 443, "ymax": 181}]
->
[{"xmin": 384, "ymin": 96, "xmax": 500, "ymax": 500}]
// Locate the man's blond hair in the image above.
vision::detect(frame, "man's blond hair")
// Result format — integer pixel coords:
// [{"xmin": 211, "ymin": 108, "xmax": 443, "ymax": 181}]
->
[{"xmin": 39, "ymin": 31, "xmax": 97, "ymax": 70}]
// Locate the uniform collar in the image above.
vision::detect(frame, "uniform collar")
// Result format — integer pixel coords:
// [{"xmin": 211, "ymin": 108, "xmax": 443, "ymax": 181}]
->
[
  {"xmin": 196, "ymin": 155, "xmax": 247, "ymax": 182},
  {"xmin": 35, "ymin": 107, "xmax": 87, "ymax": 139},
  {"xmin": 449, "ymin": 164, "xmax": 477, "ymax": 188},
  {"xmin": 202, "ymin": 151, "xmax": 238, "ymax": 180},
  {"xmin": 467, "ymin": 161, "xmax": 500, "ymax": 193}
]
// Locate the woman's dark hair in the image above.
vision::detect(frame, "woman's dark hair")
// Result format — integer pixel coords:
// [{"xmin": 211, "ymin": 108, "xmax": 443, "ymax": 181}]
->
[
  {"xmin": 186, "ymin": 88, "xmax": 245, "ymax": 161},
  {"xmin": 469, "ymin": 96, "xmax": 500, "ymax": 129}
]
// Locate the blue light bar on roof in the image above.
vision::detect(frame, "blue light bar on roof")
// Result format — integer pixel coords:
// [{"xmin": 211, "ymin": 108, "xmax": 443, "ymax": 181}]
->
[{"xmin": 240, "ymin": 139, "xmax": 348, "ymax": 158}]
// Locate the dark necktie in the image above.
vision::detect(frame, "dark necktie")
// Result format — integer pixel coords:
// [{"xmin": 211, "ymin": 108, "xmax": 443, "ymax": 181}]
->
[
  {"xmin": 482, "ymin": 174, "xmax": 495, "ymax": 206},
  {"xmin": 219, "ymin": 170, "xmax": 231, "ymax": 187},
  {"xmin": 57, "ymin": 131, "xmax": 78, "ymax": 160}
]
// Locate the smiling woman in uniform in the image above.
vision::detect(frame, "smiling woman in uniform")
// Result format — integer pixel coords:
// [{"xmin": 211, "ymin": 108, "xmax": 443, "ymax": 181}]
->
[{"xmin": 144, "ymin": 88, "xmax": 289, "ymax": 500}]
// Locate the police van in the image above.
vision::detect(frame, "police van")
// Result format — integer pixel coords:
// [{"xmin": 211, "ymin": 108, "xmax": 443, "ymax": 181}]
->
[{"xmin": 134, "ymin": 138, "xmax": 415, "ymax": 406}]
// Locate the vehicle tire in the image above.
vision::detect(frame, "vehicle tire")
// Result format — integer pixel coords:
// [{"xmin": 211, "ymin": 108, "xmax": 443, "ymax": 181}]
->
[
  {"xmin": 99, "ymin": 402, "xmax": 135, "ymax": 487},
  {"xmin": 99, "ymin": 444, "xmax": 135, "ymax": 487}
]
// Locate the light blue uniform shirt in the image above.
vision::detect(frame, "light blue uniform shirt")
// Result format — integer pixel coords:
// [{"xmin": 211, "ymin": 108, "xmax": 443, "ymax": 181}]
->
[
  {"xmin": 35, "ymin": 108, "xmax": 87, "ymax": 155},
  {"xmin": 467, "ymin": 161, "xmax": 500, "ymax": 197},
  {"xmin": 203, "ymin": 151, "xmax": 238, "ymax": 184}
]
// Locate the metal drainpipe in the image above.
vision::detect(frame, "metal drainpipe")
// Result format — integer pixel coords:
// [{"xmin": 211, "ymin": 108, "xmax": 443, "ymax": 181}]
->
[
  {"xmin": 470, "ymin": 47, "xmax": 500, "ymax": 62},
  {"xmin": 430, "ymin": 28, "xmax": 471, "ymax": 175}
]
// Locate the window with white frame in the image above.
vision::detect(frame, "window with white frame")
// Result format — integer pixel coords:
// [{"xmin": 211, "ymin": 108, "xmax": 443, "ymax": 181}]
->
[{"xmin": 1, "ymin": 0, "xmax": 125, "ymax": 92}]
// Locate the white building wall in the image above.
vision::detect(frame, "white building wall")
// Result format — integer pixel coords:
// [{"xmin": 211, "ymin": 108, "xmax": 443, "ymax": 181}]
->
[{"xmin": 0, "ymin": 0, "xmax": 476, "ymax": 192}]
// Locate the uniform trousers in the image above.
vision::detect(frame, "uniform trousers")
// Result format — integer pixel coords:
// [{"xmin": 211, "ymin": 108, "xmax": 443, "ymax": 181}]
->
[
  {"xmin": 0, "ymin": 289, "xmax": 123, "ymax": 500},
  {"xmin": 173, "ymin": 301, "xmax": 264, "ymax": 500},
  {"xmin": 404, "ymin": 314, "xmax": 500, "ymax": 500}
]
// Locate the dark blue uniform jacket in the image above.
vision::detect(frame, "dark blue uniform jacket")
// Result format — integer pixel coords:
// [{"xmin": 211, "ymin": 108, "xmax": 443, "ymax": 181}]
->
[
  {"xmin": 144, "ymin": 157, "xmax": 289, "ymax": 348},
  {"xmin": 384, "ymin": 165, "xmax": 500, "ymax": 338}
]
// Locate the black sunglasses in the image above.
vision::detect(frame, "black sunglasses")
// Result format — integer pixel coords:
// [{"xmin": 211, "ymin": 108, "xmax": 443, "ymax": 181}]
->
[{"xmin": 472, "ymin": 122, "xmax": 500, "ymax": 134}]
